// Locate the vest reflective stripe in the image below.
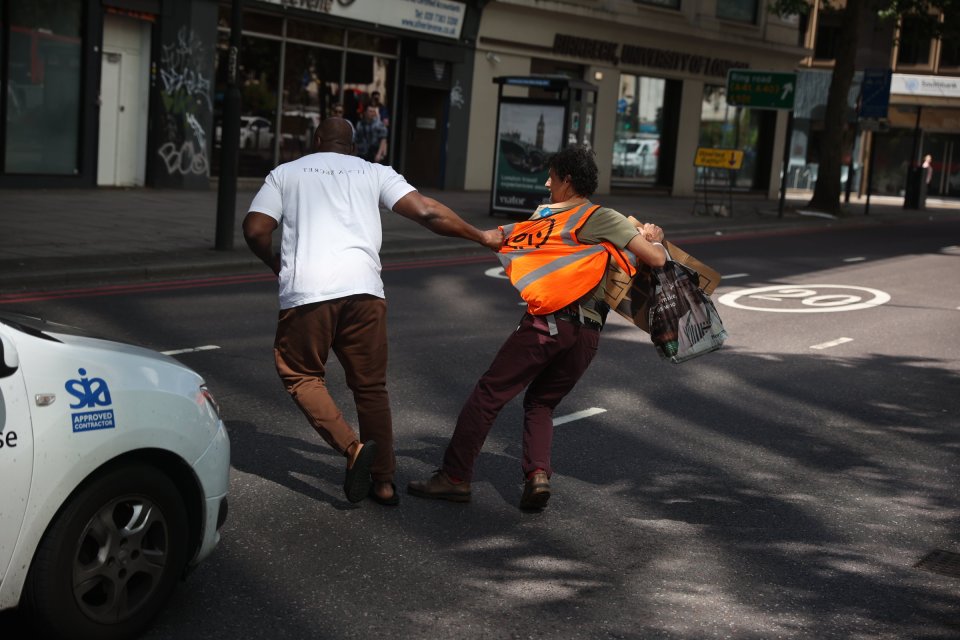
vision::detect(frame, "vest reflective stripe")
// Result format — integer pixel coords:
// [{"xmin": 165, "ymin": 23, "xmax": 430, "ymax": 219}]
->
[
  {"xmin": 559, "ymin": 204, "xmax": 594, "ymax": 246},
  {"xmin": 511, "ymin": 244, "xmax": 607, "ymax": 293},
  {"xmin": 497, "ymin": 203, "xmax": 636, "ymax": 315}
]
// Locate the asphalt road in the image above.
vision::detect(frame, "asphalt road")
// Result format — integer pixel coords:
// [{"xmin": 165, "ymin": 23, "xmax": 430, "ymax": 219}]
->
[{"xmin": 3, "ymin": 220, "xmax": 959, "ymax": 639}]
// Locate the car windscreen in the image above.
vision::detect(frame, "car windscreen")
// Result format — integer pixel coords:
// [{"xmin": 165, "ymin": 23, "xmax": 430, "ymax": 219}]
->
[{"xmin": 0, "ymin": 311, "xmax": 100, "ymax": 343}]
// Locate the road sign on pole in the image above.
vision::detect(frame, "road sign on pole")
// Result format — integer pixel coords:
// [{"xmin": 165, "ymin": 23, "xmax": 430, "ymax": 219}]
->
[
  {"xmin": 726, "ymin": 70, "xmax": 797, "ymax": 110},
  {"xmin": 859, "ymin": 68, "xmax": 892, "ymax": 119}
]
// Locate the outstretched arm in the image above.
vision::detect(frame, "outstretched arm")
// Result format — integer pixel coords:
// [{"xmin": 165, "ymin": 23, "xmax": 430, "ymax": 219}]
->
[
  {"xmin": 392, "ymin": 191, "xmax": 502, "ymax": 251},
  {"xmin": 243, "ymin": 212, "xmax": 281, "ymax": 275}
]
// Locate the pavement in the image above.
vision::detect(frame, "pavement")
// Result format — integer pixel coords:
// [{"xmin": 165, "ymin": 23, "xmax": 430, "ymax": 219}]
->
[{"xmin": 2, "ymin": 183, "xmax": 959, "ymax": 294}]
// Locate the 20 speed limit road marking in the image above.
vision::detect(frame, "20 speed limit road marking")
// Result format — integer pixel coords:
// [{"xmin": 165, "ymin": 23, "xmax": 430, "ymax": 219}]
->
[{"xmin": 718, "ymin": 284, "xmax": 890, "ymax": 313}]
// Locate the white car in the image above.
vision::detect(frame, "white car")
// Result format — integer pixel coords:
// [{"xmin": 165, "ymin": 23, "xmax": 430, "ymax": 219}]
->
[
  {"xmin": 240, "ymin": 116, "xmax": 274, "ymax": 150},
  {"xmin": 0, "ymin": 311, "xmax": 229, "ymax": 640},
  {"xmin": 613, "ymin": 138, "xmax": 659, "ymax": 178}
]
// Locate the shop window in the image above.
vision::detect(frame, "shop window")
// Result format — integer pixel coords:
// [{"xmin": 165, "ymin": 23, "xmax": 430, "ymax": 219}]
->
[
  {"xmin": 287, "ymin": 19, "xmax": 344, "ymax": 46},
  {"xmin": 633, "ymin": 0, "xmax": 680, "ymax": 9},
  {"xmin": 5, "ymin": 0, "xmax": 83, "ymax": 175},
  {"xmin": 217, "ymin": 8, "xmax": 282, "ymax": 36},
  {"xmin": 347, "ymin": 32, "xmax": 398, "ymax": 55},
  {"xmin": 343, "ymin": 54, "xmax": 394, "ymax": 118},
  {"xmin": 279, "ymin": 44, "xmax": 342, "ymax": 164},
  {"xmin": 611, "ymin": 75, "xmax": 665, "ymax": 185},
  {"xmin": 717, "ymin": 0, "xmax": 758, "ymax": 24},
  {"xmin": 212, "ymin": 33, "xmax": 281, "ymax": 177},
  {"xmin": 813, "ymin": 7, "xmax": 842, "ymax": 61},
  {"xmin": 698, "ymin": 85, "xmax": 760, "ymax": 189},
  {"xmin": 897, "ymin": 15, "xmax": 932, "ymax": 66}
]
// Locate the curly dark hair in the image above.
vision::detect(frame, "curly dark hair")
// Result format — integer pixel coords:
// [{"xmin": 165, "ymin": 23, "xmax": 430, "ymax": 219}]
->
[{"xmin": 548, "ymin": 144, "xmax": 598, "ymax": 197}]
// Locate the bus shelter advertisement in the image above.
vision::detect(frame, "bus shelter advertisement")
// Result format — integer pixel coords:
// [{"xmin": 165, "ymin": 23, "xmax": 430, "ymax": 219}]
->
[{"xmin": 492, "ymin": 101, "xmax": 565, "ymax": 214}]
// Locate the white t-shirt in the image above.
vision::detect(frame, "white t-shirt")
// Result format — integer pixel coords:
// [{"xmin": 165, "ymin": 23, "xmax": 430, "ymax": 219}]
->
[{"xmin": 248, "ymin": 152, "xmax": 416, "ymax": 309}]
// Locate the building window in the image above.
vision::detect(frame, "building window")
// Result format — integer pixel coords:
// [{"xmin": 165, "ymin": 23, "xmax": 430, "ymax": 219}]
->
[
  {"xmin": 213, "ymin": 8, "xmax": 399, "ymax": 177},
  {"xmin": 813, "ymin": 7, "xmax": 843, "ymax": 61},
  {"xmin": 897, "ymin": 15, "xmax": 932, "ymax": 66},
  {"xmin": 698, "ymin": 85, "xmax": 761, "ymax": 189},
  {"xmin": 5, "ymin": 0, "xmax": 84, "ymax": 175},
  {"xmin": 611, "ymin": 75, "xmax": 665, "ymax": 184},
  {"xmin": 939, "ymin": 37, "xmax": 960, "ymax": 67},
  {"xmin": 717, "ymin": 0, "xmax": 758, "ymax": 24}
]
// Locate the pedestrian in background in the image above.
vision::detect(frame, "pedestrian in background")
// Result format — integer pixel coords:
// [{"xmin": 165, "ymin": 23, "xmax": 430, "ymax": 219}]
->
[
  {"xmin": 923, "ymin": 154, "xmax": 934, "ymax": 187},
  {"xmin": 355, "ymin": 104, "xmax": 388, "ymax": 163},
  {"xmin": 243, "ymin": 117, "xmax": 502, "ymax": 505},
  {"xmin": 370, "ymin": 90, "xmax": 390, "ymax": 128},
  {"xmin": 408, "ymin": 144, "xmax": 667, "ymax": 510}
]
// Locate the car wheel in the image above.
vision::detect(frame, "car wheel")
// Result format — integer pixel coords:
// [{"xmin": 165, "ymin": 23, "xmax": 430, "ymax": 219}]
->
[{"xmin": 22, "ymin": 464, "xmax": 189, "ymax": 640}]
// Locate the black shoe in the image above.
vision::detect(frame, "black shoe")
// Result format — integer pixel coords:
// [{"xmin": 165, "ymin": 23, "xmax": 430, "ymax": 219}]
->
[
  {"xmin": 343, "ymin": 441, "xmax": 378, "ymax": 503},
  {"xmin": 407, "ymin": 470, "xmax": 471, "ymax": 503},
  {"xmin": 519, "ymin": 470, "xmax": 550, "ymax": 511}
]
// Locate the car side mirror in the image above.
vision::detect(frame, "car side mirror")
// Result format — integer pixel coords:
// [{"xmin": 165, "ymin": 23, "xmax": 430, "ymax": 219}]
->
[{"xmin": 1, "ymin": 334, "xmax": 19, "ymax": 378}]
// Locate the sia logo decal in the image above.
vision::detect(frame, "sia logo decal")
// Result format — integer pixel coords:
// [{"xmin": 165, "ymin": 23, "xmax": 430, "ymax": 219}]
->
[{"xmin": 65, "ymin": 368, "xmax": 116, "ymax": 432}]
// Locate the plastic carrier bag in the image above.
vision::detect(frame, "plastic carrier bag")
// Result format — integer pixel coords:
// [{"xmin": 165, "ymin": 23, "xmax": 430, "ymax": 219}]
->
[{"xmin": 648, "ymin": 260, "xmax": 727, "ymax": 363}]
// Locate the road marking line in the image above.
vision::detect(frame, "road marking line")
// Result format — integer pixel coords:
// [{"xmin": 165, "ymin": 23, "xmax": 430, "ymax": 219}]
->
[
  {"xmin": 722, "ymin": 273, "xmax": 749, "ymax": 279},
  {"xmin": 843, "ymin": 257, "xmax": 867, "ymax": 263},
  {"xmin": 162, "ymin": 345, "xmax": 221, "ymax": 356},
  {"xmin": 554, "ymin": 407, "xmax": 607, "ymax": 425},
  {"xmin": 810, "ymin": 337, "xmax": 853, "ymax": 350}
]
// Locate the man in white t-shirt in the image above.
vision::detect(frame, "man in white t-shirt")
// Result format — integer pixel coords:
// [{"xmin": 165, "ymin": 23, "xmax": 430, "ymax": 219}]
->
[{"xmin": 243, "ymin": 118, "xmax": 501, "ymax": 505}]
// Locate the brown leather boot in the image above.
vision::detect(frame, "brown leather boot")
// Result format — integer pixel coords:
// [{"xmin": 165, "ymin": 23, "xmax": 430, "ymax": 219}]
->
[
  {"xmin": 407, "ymin": 470, "xmax": 471, "ymax": 502},
  {"xmin": 519, "ymin": 470, "xmax": 550, "ymax": 510}
]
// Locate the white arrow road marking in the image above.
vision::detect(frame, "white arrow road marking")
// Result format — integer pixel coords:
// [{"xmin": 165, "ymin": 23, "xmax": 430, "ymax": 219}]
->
[
  {"xmin": 162, "ymin": 345, "xmax": 221, "ymax": 356},
  {"xmin": 810, "ymin": 337, "xmax": 853, "ymax": 350},
  {"xmin": 484, "ymin": 266, "xmax": 509, "ymax": 279},
  {"xmin": 554, "ymin": 407, "xmax": 607, "ymax": 426}
]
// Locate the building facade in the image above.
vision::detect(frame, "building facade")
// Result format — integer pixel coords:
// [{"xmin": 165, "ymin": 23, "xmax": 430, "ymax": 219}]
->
[
  {"xmin": 1, "ymin": 0, "xmax": 806, "ymax": 197},
  {"xmin": 0, "ymin": 0, "xmax": 476, "ymax": 190},
  {"xmin": 793, "ymin": 0, "xmax": 960, "ymax": 199},
  {"xmin": 464, "ymin": 0, "xmax": 806, "ymax": 197}
]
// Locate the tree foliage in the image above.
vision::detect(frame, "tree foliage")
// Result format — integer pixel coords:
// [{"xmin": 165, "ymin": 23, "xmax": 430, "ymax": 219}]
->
[{"xmin": 767, "ymin": 0, "xmax": 959, "ymax": 213}]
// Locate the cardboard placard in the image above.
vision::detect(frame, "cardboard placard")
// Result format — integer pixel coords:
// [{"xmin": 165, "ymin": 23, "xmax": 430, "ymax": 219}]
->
[{"xmin": 604, "ymin": 240, "xmax": 721, "ymax": 333}]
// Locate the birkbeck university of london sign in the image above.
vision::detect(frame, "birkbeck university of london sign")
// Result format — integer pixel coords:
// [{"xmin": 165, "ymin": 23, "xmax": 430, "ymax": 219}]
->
[{"xmin": 553, "ymin": 34, "xmax": 749, "ymax": 79}]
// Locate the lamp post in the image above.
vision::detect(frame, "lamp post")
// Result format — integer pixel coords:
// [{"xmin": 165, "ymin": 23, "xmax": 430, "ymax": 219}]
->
[{"xmin": 215, "ymin": 0, "xmax": 242, "ymax": 250}]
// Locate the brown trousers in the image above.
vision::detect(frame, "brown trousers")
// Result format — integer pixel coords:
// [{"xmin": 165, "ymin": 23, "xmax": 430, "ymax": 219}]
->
[{"xmin": 274, "ymin": 295, "xmax": 394, "ymax": 482}]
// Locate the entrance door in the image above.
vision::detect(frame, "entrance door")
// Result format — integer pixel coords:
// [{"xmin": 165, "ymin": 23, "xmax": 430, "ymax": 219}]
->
[
  {"xmin": 403, "ymin": 88, "xmax": 447, "ymax": 188},
  {"xmin": 97, "ymin": 14, "xmax": 150, "ymax": 186},
  {"xmin": 923, "ymin": 135, "xmax": 960, "ymax": 198}
]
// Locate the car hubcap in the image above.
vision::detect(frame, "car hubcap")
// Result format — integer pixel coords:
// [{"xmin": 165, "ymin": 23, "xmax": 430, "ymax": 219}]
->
[{"xmin": 72, "ymin": 496, "xmax": 170, "ymax": 623}]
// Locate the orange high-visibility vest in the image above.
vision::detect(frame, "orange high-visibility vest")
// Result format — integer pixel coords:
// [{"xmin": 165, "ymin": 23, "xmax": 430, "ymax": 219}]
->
[{"xmin": 498, "ymin": 203, "xmax": 636, "ymax": 315}]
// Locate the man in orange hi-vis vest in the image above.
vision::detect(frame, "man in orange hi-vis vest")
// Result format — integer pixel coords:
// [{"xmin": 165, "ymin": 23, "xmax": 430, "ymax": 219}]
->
[{"xmin": 408, "ymin": 145, "xmax": 667, "ymax": 510}]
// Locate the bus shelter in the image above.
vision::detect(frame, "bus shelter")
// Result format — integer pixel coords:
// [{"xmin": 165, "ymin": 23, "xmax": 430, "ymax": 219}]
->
[{"xmin": 490, "ymin": 76, "xmax": 598, "ymax": 217}]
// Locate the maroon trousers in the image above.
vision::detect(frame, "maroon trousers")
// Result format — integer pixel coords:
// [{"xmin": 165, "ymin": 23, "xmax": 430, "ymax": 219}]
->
[
  {"xmin": 442, "ymin": 313, "xmax": 600, "ymax": 481},
  {"xmin": 273, "ymin": 295, "xmax": 395, "ymax": 482}
]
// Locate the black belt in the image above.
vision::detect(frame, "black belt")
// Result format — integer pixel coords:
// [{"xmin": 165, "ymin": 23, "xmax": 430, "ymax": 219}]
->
[{"xmin": 553, "ymin": 310, "xmax": 602, "ymax": 331}]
